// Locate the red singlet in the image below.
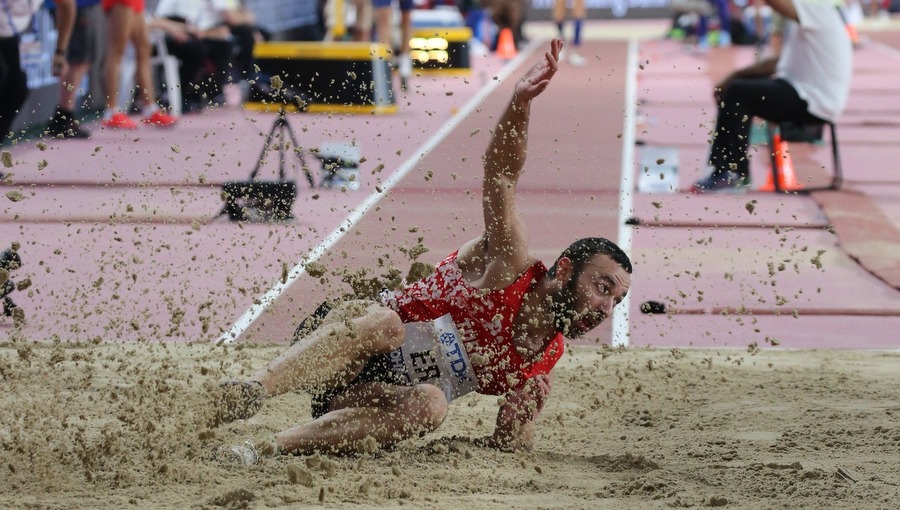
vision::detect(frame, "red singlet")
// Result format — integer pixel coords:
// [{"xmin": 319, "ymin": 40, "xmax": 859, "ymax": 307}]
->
[
  {"xmin": 102, "ymin": 0, "xmax": 145, "ymax": 13},
  {"xmin": 383, "ymin": 252, "xmax": 565, "ymax": 396}
]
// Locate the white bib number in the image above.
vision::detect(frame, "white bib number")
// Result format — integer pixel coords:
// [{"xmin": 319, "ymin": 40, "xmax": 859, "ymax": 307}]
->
[{"xmin": 387, "ymin": 314, "xmax": 478, "ymax": 402}]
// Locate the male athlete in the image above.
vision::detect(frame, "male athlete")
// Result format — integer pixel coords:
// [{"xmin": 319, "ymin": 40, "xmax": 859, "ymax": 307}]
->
[{"xmin": 213, "ymin": 39, "xmax": 632, "ymax": 464}]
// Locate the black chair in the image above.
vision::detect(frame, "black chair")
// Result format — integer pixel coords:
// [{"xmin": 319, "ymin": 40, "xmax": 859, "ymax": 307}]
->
[{"xmin": 766, "ymin": 120, "xmax": 842, "ymax": 193}]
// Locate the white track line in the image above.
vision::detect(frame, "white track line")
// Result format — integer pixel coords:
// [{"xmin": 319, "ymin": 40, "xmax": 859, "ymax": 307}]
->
[
  {"xmin": 611, "ymin": 38, "xmax": 639, "ymax": 348},
  {"xmin": 219, "ymin": 43, "xmax": 541, "ymax": 343}
]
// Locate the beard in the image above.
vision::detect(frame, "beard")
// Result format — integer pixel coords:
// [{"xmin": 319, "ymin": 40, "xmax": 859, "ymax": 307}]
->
[{"xmin": 550, "ymin": 277, "xmax": 584, "ymax": 338}]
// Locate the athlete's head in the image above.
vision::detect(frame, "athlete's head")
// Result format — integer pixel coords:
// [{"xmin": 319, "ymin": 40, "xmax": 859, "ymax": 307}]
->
[{"xmin": 546, "ymin": 237, "xmax": 632, "ymax": 338}]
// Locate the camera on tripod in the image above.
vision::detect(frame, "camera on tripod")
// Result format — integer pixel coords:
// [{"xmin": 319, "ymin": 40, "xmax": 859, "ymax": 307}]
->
[
  {"xmin": 219, "ymin": 107, "xmax": 316, "ymax": 222},
  {"xmin": 1, "ymin": 243, "xmax": 25, "ymax": 325}
]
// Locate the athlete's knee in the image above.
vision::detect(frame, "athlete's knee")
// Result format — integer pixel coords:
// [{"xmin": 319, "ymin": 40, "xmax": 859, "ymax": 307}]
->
[{"xmin": 367, "ymin": 307, "xmax": 405, "ymax": 351}]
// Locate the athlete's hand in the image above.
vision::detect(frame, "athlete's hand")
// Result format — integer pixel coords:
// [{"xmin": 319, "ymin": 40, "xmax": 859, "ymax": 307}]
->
[
  {"xmin": 713, "ymin": 73, "xmax": 735, "ymax": 104},
  {"xmin": 513, "ymin": 38, "xmax": 563, "ymax": 106},
  {"xmin": 52, "ymin": 54, "xmax": 67, "ymax": 77},
  {"xmin": 522, "ymin": 374, "xmax": 551, "ymax": 420},
  {"xmin": 481, "ymin": 374, "xmax": 553, "ymax": 452}
]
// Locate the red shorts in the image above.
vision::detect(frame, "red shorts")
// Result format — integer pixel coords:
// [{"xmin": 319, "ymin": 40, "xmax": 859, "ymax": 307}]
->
[{"xmin": 102, "ymin": 0, "xmax": 145, "ymax": 13}]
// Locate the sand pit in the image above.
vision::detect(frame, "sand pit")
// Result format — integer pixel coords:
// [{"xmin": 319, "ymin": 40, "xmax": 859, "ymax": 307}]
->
[{"xmin": 1, "ymin": 341, "xmax": 897, "ymax": 509}]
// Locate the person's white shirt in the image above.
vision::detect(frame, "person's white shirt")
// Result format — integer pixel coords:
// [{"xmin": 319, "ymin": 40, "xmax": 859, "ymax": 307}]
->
[
  {"xmin": 155, "ymin": 0, "xmax": 237, "ymax": 32},
  {"xmin": 0, "ymin": 0, "xmax": 44, "ymax": 38},
  {"xmin": 775, "ymin": 0, "xmax": 853, "ymax": 122}
]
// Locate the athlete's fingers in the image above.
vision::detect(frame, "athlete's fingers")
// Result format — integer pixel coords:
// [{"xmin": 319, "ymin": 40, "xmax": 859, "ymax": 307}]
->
[
  {"xmin": 545, "ymin": 52, "xmax": 558, "ymax": 73},
  {"xmin": 550, "ymin": 38, "xmax": 563, "ymax": 60}
]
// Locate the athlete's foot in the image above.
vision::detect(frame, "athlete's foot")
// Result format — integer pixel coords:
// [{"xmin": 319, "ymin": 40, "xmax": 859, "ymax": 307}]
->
[
  {"xmin": 210, "ymin": 380, "xmax": 267, "ymax": 426},
  {"xmin": 142, "ymin": 110, "xmax": 178, "ymax": 128},
  {"xmin": 567, "ymin": 50, "xmax": 587, "ymax": 67},
  {"xmin": 102, "ymin": 112, "xmax": 138, "ymax": 130},
  {"xmin": 398, "ymin": 53, "xmax": 412, "ymax": 92}
]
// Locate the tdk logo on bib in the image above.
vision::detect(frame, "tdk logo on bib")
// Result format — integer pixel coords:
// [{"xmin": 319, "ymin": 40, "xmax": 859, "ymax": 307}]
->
[{"xmin": 440, "ymin": 330, "xmax": 472, "ymax": 384}]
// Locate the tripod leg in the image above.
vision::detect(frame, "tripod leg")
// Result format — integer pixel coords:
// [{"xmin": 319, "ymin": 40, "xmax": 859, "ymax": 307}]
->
[
  {"xmin": 282, "ymin": 118, "xmax": 316, "ymax": 188},
  {"xmin": 250, "ymin": 113, "xmax": 288, "ymax": 181}
]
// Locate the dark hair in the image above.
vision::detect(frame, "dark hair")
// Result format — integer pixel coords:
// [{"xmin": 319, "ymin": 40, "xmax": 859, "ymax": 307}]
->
[{"xmin": 547, "ymin": 237, "xmax": 633, "ymax": 277}]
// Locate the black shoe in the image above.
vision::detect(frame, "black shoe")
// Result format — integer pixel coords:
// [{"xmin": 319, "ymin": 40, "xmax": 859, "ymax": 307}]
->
[
  {"xmin": 47, "ymin": 109, "xmax": 90, "ymax": 139},
  {"xmin": 690, "ymin": 170, "xmax": 751, "ymax": 193}
]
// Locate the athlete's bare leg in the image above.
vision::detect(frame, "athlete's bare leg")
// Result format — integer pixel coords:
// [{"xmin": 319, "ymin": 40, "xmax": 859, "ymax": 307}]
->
[
  {"xmin": 275, "ymin": 382, "xmax": 448, "ymax": 455},
  {"xmin": 130, "ymin": 13, "xmax": 157, "ymax": 107},
  {"xmin": 251, "ymin": 300, "xmax": 405, "ymax": 397},
  {"xmin": 374, "ymin": 5, "xmax": 393, "ymax": 49},
  {"xmin": 103, "ymin": 5, "xmax": 134, "ymax": 111},
  {"xmin": 399, "ymin": 9, "xmax": 411, "ymax": 55},
  {"xmin": 212, "ymin": 300, "xmax": 405, "ymax": 427},
  {"xmin": 353, "ymin": 0, "xmax": 373, "ymax": 41},
  {"xmin": 397, "ymin": 8, "xmax": 412, "ymax": 89}
]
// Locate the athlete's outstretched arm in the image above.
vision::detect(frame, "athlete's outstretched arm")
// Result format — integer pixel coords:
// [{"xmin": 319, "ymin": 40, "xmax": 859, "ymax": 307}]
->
[{"xmin": 471, "ymin": 39, "xmax": 562, "ymax": 274}]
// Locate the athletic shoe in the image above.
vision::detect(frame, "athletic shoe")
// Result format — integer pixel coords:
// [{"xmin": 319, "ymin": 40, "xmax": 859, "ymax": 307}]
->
[
  {"xmin": 142, "ymin": 110, "xmax": 178, "ymax": 128},
  {"xmin": 398, "ymin": 54, "xmax": 412, "ymax": 92},
  {"xmin": 47, "ymin": 109, "xmax": 91, "ymax": 139},
  {"xmin": 718, "ymin": 31, "xmax": 732, "ymax": 48},
  {"xmin": 216, "ymin": 441, "xmax": 261, "ymax": 466},
  {"xmin": 210, "ymin": 380, "xmax": 267, "ymax": 426},
  {"xmin": 102, "ymin": 112, "xmax": 138, "ymax": 130},
  {"xmin": 690, "ymin": 170, "xmax": 751, "ymax": 193},
  {"xmin": 567, "ymin": 51, "xmax": 587, "ymax": 67}
]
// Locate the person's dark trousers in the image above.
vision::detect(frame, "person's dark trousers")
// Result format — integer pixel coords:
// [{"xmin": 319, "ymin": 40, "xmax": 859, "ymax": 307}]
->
[
  {"xmin": 200, "ymin": 38, "xmax": 232, "ymax": 97},
  {"xmin": 164, "ymin": 36, "xmax": 206, "ymax": 105},
  {"xmin": 710, "ymin": 77, "xmax": 825, "ymax": 177},
  {"xmin": 164, "ymin": 36, "xmax": 231, "ymax": 107},
  {"xmin": 1, "ymin": 36, "xmax": 30, "ymax": 146},
  {"xmin": 229, "ymin": 24, "xmax": 256, "ymax": 81}
]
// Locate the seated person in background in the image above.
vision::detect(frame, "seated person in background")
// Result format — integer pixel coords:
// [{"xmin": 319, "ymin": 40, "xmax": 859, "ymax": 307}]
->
[
  {"xmin": 691, "ymin": 0, "xmax": 852, "ymax": 192},
  {"xmin": 152, "ymin": 0, "xmax": 233, "ymax": 111},
  {"xmin": 212, "ymin": 1, "xmax": 265, "ymax": 84}
]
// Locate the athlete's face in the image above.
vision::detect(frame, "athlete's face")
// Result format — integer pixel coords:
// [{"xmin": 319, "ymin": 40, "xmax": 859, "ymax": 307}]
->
[{"xmin": 550, "ymin": 254, "xmax": 630, "ymax": 339}]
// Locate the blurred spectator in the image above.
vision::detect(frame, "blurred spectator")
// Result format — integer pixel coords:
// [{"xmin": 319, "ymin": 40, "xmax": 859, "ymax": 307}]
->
[
  {"xmin": 152, "ymin": 0, "xmax": 234, "ymax": 111},
  {"xmin": 101, "ymin": 0, "xmax": 176, "ymax": 129},
  {"xmin": 696, "ymin": 0, "xmax": 733, "ymax": 49},
  {"xmin": 484, "ymin": 0, "xmax": 525, "ymax": 49},
  {"xmin": 553, "ymin": 0, "xmax": 586, "ymax": 66},
  {"xmin": 214, "ymin": 1, "xmax": 263, "ymax": 81},
  {"xmin": 692, "ymin": 0, "xmax": 852, "ymax": 192},
  {"xmin": 2, "ymin": 0, "xmax": 75, "ymax": 145},
  {"xmin": 373, "ymin": 0, "xmax": 412, "ymax": 90},
  {"xmin": 46, "ymin": 0, "xmax": 102, "ymax": 139},
  {"xmin": 243, "ymin": 0, "xmax": 321, "ymax": 41}
]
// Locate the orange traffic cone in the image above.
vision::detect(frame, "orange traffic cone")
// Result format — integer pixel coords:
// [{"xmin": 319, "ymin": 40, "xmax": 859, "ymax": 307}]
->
[
  {"xmin": 846, "ymin": 23, "xmax": 859, "ymax": 47},
  {"xmin": 496, "ymin": 28, "xmax": 517, "ymax": 59},
  {"xmin": 760, "ymin": 133, "xmax": 803, "ymax": 192}
]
